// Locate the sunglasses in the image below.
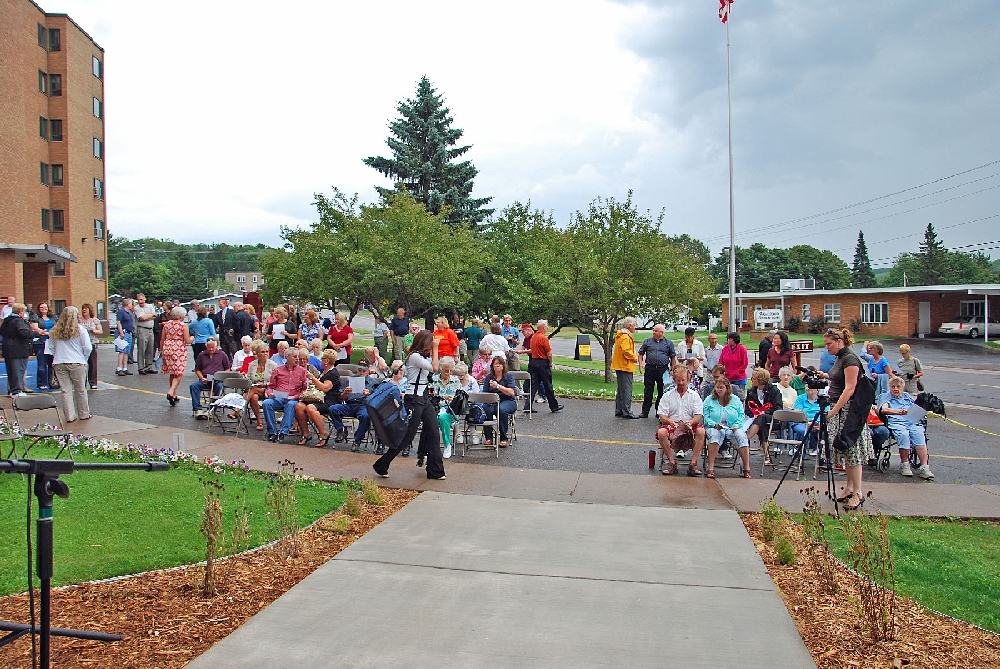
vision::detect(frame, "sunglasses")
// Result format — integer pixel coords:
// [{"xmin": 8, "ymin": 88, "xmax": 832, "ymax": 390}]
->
[{"xmin": 824, "ymin": 328, "xmax": 842, "ymax": 340}]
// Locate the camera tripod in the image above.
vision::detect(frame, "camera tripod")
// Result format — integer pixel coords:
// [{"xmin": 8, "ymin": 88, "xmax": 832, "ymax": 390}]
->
[
  {"xmin": 771, "ymin": 394, "xmax": 843, "ymax": 515},
  {"xmin": 0, "ymin": 458, "xmax": 169, "ymax": 669}
]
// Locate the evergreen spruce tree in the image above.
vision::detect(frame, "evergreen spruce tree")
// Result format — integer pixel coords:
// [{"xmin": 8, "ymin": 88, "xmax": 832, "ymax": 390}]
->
[
  {"xmin": 364, "ymin": 76, "xmax": 493, "ymax": 227},
  {"xmin": 915, "ymin": 222, "xmax": 953, "ymax": 285},
  {"xmin": 851, "ymin": 230, "xmax": 877, "ymax": 288}
]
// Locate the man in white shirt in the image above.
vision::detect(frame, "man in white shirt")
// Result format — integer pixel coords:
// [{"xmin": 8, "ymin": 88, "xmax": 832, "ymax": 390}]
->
[
  {"xmin": 656, "ymin": 364, "xmax": 706, "ymax": 476},
  {"xmin": 186, "ymin": 300, "xmax": 200, "ymax": 324},
  {"xmin": 0, "ymin": 296, "xmax": 14, "ymax": 320},
  {"xmin": 704, "ymin": 332, "xmax": 723, "ymax": 371},
  {"xmin": 133, "ymin": 293, "xmax": 158, "ymax": 374}
]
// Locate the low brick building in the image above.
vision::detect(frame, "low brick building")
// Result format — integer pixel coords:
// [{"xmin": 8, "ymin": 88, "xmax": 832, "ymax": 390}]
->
[{"xmin": 720, "ymin": 284, "xmax": 1000, "ymax": 338}]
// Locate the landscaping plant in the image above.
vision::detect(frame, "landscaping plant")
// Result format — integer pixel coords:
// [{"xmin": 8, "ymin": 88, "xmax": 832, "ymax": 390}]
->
[
  {"xmin": 265, "ymin": 460, "xmax": 301, "ymax": 559},
  {"xmin": 838, "ymin": 495, "xmax": 897, "ymax": 643}
]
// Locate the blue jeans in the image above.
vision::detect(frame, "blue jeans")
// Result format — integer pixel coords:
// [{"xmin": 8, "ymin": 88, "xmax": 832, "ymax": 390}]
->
[
  {"xmin": 485, "ymin": 399, "xmax": 518, "ymax": 441},
  {"xmin": 790, "ymin": 423, "xmax": 819, "ymax": 452},
  {"xmin": 189, "ymin": 379, "xmax": 223, "ymax": 410},
  {"xmin": 329, "ymin": 403, "xmax": 370, "ymax": 442},
  {"xmin": 707, "ymin": 426, "xmax": 749, "ymax": 450},
  {"xmin": 263, "ymin": 396, "xmax": 299, "ymax": 435},
  {"xmin": 888, "ymin": 422, "xmax": 925, "ymax": 449},
  {"xmin": 33, "ymin": 341, "xmax": 52, "ymax": 388}
]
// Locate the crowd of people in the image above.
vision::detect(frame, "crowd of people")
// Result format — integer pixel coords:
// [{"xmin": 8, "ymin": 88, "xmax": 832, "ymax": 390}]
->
[
  {"xmin": 610, "ymin": 319, "xmax": 935, "ymax": 507},
  {"xmin": 2, "ymin": 294, "xmax": 938, "ymax": 496}
]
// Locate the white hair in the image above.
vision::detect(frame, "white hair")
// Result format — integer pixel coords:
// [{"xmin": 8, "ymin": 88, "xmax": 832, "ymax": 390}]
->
[
  {"xmin": 621, "ymin": 316, "xmax": 637, "ymax": 329},
  {"xmin": 241, "ymin": 335, "xmax": 253, "ymax": 345}
]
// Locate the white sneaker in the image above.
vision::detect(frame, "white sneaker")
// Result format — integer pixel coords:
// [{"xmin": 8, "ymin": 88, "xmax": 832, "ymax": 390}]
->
[
  {"xmin": 535, "ymin": 397, "xmax": 546, "ymax": 404},
  {"xmin": 917, "ymin": 465, "xmax": 935, "ymax": 480},
  {"xmin": 900, "ymin": 462, "xmax": 913, "ymax": 477},
  {"xmin": 443, "ymin": 445, "xmax": 452, "ymax": 459}
]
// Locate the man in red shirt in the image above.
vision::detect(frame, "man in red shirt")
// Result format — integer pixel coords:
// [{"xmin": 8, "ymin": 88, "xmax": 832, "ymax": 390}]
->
[
  {"xmin": 261, "ymin": 354, "xmax": 308, "ymax": 442},
  {"xmin": 432, "ymin": 316, "xmax": 460, "ymax": 361},
  {"xmin": 528, "ymin": 319, "xmax": 564, "ymax": 414}
]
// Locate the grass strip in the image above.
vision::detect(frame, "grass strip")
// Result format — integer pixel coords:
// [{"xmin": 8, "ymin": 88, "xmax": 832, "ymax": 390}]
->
[
  {"xmin": 0, "ymin": 442, "xmax": 348, "ymax": 596},
  {"xmin": 816, "ymin": 516, "xmax": 1000, "ymax": 633}
]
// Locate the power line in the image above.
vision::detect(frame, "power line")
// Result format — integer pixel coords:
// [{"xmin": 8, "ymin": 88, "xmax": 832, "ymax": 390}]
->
[{"xmin": 702, "ymin": 158, "xmax": 1000, "ymax": 244}]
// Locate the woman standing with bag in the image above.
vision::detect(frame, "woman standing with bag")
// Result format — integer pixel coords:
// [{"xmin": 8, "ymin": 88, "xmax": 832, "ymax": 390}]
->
[
  {"xmin": 49, "ymin": 307, "xmax": 93, "ymax": 422},
  {"xmin": 819, "ymin": 327, "xmax": 873, "ymax": 511},
  {"xmin": 373, "ymin": 330, "xmax": 446, "ymax": 480}
]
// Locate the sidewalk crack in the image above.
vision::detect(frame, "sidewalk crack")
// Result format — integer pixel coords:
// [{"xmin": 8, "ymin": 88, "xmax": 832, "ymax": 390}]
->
[{"xmin": 569, "ymin": 471, "xmax": 582, "ymax": 497}]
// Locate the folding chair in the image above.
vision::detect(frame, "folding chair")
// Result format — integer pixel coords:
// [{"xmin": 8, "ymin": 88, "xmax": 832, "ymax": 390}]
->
[
  {"xmin": 11, "ymin": 394, "xmax": 73, "ymax": 458},
  {"xmin": 462, "ymin": 392, "xmax": 500, "ymax": 458},
  {"xmin": 207, "ymin": 377, "xmax": 251, "ymax": 435},
  {"xmin": 336, "ymin": 363, "xmax": 359, "ymax": 376},
  {"xmin": 510, "ymin": 371, "xmax": 532, "ymax": 422},
  {"xmin": 761, "ymin": 409, "xmax": 808, "ymax": 478}
]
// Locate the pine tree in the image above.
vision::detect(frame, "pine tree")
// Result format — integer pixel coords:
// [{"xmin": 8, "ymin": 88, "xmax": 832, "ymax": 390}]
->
[
  {"xmin": 364, "ymin": 76, "xmax": 493, "ymax": 227},
  {"xmin": 914, "ymin": 222, "xmax": 953, "ymax": 285},
  {"xmin": 851, "ymin": 231, "xmax": 877, "ymax": 288}
]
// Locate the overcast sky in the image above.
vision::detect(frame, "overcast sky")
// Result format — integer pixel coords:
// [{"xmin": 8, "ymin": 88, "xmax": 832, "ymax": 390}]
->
[{"xmin": 55, "ymin": 0, "xmax": 1000, "ymax": 267}]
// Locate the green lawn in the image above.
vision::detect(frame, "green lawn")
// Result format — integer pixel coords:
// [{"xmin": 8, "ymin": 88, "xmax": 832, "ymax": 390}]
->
[
  {"xmin": 0, "ymin": 443, "xmax": 347, "ymax": 596},
  {"xmin": 818, "ymin": 516, "xmax": 1000, "ymax": 633}
]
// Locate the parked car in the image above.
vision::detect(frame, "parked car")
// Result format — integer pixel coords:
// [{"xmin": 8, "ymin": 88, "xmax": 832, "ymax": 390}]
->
[
  {"xmin": 672, "ymin": 321, "xmax": 708, "ymax": 332},
  {"xmin": 937, "ymin": 316, "xmax": 1000, "ymax": 338}
]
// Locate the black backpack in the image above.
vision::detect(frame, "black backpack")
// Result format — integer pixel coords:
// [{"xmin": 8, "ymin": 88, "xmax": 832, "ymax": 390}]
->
[{"xmin": 449, "ymin": 389, "xmax": 470, "ymax": 416}]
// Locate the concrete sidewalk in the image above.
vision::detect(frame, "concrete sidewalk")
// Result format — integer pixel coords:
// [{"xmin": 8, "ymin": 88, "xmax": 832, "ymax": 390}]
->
[{"xmin": 188, "ymin": 492, "xmax": 814, "ymax": 668}]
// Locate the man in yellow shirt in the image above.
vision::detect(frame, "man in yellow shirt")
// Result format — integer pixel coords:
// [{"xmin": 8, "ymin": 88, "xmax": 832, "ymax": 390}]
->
[{"xmin": 611, "ymin": 316, "xmax": 639, "ymax": 418}]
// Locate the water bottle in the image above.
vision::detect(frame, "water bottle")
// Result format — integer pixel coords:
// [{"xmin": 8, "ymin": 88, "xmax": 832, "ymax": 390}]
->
[{"xmin": 648, "ymin": 449, "xmax": 656, "ymax": 469}]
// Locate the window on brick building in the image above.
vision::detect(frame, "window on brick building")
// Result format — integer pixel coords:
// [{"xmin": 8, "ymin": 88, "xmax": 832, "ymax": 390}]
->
[
  {"xmin": 860, "ymin": 302, "xmax": 889, "ymax": 324},
  {"xmin": 237, "ymin": 276, "xmax": 246, "ymax": 283},
  {"xmin": 49, "ymin": 74, "xmax": 61, "ymax": 97},
  {"xmin": 39, "ymin": 116, "xmax": 48, "ymax": 139},
  {"xmin": 52, "ymin": 165, "xmax": 64, "ymax": 187},
  {"xmin": 97, "ymin": 302, "xmax": 106, "ymax": 319},
  {"xmin": 93, "ymin": 137, "xmax": 103, "ymax": 159},
  {"xmin": 38, "ymin": 23, "xmax": 47, "ymax": 48},
  {"xmin": 94, "ymin": 178, "xmax": 104, "ymax": 199},
  {"xmin": 50, "ymin": 119, "xmax": 62, "ymax": 141},
  {"xmin": 41, "ymin": 209, "xmax": 50, "ymax": 231},
  {"xmin": 93, "ymin": 56, "xmax": 102, "ymax": 79},
  {"xmin": 52, "ymin": 209, "xmax": 64, "ymax": 232},
  {"xmin": 802, "ymin": 303, "xmax": 811, "ymax": 320},
  {"xmin": 95, "ymin": 260, "xmax": 105, "ymax": 280},
  {"xmin": 95, "ymin": 219, "xmax": 105, "ymax": 239},
  {"xmin": 824, "ymin": 303, "xmax": 840, "ymax": 323},
  {"xmin": 40, "ymin": 163, "xmax": 49, "ymax": 185},
  {"xmin": 38, "ymin": 70, "xmax": 47, "ymax": 94},
  {"xmin": 48, "ymin": 29, "xmax": 60, "ymax": 51},
  {"xmin": 53, "ymin": 262, "xmax": 66, "ymax": 277},
  {"xmin": 93, "ymin": 98, "xmax": 102, "ymax": 119},
  {"xmin": 960, "ymin": 301, "xmax": 985, "ymax": 317}
]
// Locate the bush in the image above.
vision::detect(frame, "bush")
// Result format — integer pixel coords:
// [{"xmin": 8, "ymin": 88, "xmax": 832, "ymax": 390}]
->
[
  {"xmin": 849, "ymin": 318, "xmax": 863, "ymax": 334},
  {"xmin": 808, "ymin": 315, "xmax": 828, "ymax": 334},
  {"xmin": 775, "ymin": 535, "xmax": 797, "ymax": 565},
  {"xmin": 786, "ymin": 316, "xmax": 802, "ymax": 333}
]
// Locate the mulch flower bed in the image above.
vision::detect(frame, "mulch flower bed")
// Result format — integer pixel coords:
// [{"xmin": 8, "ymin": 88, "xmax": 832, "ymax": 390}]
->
[
  {"xmin": 0, "ymin": 488, "xmax": 417, "ymax": 668},
  {"xmin": 742, "ymin": 512, "xmax": 1000, "ymax": 668}
]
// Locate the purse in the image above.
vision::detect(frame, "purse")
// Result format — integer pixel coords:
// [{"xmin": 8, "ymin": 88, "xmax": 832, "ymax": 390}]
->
[
  {"xmin": 300, "ymin": 386, "xmax": 326, "ymax": 404},
  {"xmin": 916, "ymin": 379, "xmax": 925, "ymax": 392}
]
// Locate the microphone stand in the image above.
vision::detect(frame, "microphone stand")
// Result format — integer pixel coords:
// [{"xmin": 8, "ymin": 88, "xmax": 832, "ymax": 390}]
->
[{"xmin": 0, "ymin": 458, "xmax": 169, "ymax": 669}]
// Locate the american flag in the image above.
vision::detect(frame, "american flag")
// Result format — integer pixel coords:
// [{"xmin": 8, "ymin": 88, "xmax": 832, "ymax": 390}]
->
[{"xmin": 719, "ymin": 0, "xmax": 733, "ymax": 23}]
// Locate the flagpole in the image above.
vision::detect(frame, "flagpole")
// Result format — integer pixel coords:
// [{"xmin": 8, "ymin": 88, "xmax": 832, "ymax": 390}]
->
[{"xmin": 726, "ymin": 11, "xmax": 737, "ymax": 332}]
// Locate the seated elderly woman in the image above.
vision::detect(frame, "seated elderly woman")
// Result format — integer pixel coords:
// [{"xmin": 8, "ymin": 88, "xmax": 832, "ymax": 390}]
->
[
  {"xmin": 454, "ymin": 361, "xmax": 480, "ymax": 394},
  {"xmin": 430, "ymin": 358, "xmax": 462, "ymax": 459},
  {"xmin": 271, "ymin": 340, "xmax": 290, "ymax": 366},
  {"xmin": 231, "ymin": 335, "xmax": 255, "ymax": 372},
  {"xmin": 361, "ymin": 345, "xmax": 389, "ymax": 379},
  {"xmin": 878, "ymin": 376, "xmax": 934, "ymax": 479},
  {"xmin": 703, "ymin": 376, "xmax": 751, "ymax": 478},
  {"xmin": 308, "ymin": 337, "xmax": 324, "ymax": 369},
  {"xmin": 471, "ymin": 346, "xmax": 492, "ymax": 382},
  {"xmin": 296, "ymin": 347, "xmax": 320, "ymax": 377},
  {"xmin": 243, "ymin": 340, "xmax": 277, "ymax": 431}
]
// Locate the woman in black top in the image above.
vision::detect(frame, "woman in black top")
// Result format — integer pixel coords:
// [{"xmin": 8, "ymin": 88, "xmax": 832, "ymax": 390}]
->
[
  {"xmin": 482, "ymin": 356, "xmax": 518, "ymax": 447},
  {"xmin": 295, "ymin": 349, "xmax": 340, "ymax": 447},
  {"xmin": 373, "ymin": 330, "xmax": 446, "ymax": 480},
  {"xmin": 744, "ymin": 368, "xmax": 783, "ymax": 464},
  {"xmin": 819, "ymin": 327, "xmax": 872, "ymax": 510}
]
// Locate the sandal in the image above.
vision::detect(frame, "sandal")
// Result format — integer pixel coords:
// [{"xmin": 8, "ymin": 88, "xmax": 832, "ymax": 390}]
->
[
  {"xmin": 499, "ymin": 440, "xmax": 508, "ymax": 448},
  {"xmin": 661, "ymin": 462, "xmax": 678, "ymax": 475},
  {"xmin": 227, "ymin": 411, "xmax": 240, "ymax": 420},
  {"xmin": 256, "ymin": 423, "xmax": 264, "ymax": 431},
  {"xmin": 297, "ymin": 435, "xmax": 311, "ymax": 446},
  {"xmin": 315, "ymin": 433, "xmax": 331, "ymax": 448},
  {"xmin": 836, "ymin": 491, "xmax": 853, "ymax": 503},
  {"xmin": 705, "ymin": 470, "xmax": 715, "ymax": 479},
  {"xmin": 742, "ymin": 470, "xmax": 753, "ymax": 479},
  {"xmin": 843, "ymin": 494, "xmax": 865, "ymax": 511},
  {"xmin": 687, "ymin": 465, "xmax": 703, "ymax": 477}
]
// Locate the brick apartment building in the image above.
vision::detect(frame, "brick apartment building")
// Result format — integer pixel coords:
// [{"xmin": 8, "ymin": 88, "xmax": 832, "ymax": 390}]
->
[
  {"xmin": 223, "ymin": 271, "xmax": 264, "ymax": 294},
  {"xmin": 0, "ymin": 0, "xmax": 108, "ymax": 317},
  {"xmin": 720, "ymin": 284, "xmax": 1000, "ymax": 338}
]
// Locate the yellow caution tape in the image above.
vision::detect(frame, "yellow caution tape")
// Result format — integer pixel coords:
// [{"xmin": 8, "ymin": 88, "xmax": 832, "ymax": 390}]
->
[{"xmin": 928, "ymin": 412, "xmax": 1000, "ymax": 439}]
